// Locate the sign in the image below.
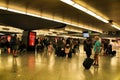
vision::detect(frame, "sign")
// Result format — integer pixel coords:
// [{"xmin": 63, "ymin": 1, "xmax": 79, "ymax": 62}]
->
[{"xmin": 29, "ymin": 32, "xmax": 36, "ymax": 46}]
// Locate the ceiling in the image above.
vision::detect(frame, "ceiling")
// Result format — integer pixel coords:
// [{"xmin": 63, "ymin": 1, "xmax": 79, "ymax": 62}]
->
[
  {"xmin": 0, "ymin": 9, "xmax": 66, "ymax": 30},
  {"xmin": 74, "ymin": 0, "xmax": 120, "ymax": 24},
  {"xmin": 0, "ymin": 0, "xmax": 119, "ymax": 34}
]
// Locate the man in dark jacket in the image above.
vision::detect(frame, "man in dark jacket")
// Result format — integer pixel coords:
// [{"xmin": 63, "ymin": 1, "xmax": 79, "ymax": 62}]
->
[{"xmin": 84, "ymin": 38, "xmax": 93, "ymax": 58}]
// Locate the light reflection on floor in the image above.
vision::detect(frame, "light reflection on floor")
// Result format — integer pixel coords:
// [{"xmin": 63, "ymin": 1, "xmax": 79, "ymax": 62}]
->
[{"xmin": 0, "ymin": 48, "xmax": 120, "ymax": 80}]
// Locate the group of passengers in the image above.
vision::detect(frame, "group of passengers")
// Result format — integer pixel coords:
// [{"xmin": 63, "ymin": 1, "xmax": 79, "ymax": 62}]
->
[
  {"xmin": 83, "ymin": 36, "xmax": 116, "ymax": 66},
  {"xmin": 0, "ymin": 34, "xmax": 26, "ymax": 57},
  {"xmin": 35, "ymin": 37, "xmax": 80, "ymax": 58},
  {"xmin": 83, "ymin": 36, "xmax": 101, "ymax": 66}
]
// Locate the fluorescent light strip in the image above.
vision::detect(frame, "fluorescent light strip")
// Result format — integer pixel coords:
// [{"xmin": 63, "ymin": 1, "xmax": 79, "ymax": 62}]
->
[
  {"xmin": 0, "ymin": 25, "xmax": 23, "ymax": 33},
  {"xmin": 65, "ymin": 27, "xmax": 82, "ymax": 33},
  {"xmin": 0, "ymin": 6, "xmax": 102, "ymax": 33},
  {"xmin": 58, "ymin": 34, "xmax": 86, "ymax": 39},
  {"xmin": 65, "ymin": 29, "xmax": 82, "ymax": 33},
  {"xmin": 49, "ymin": 29, "xmax": 67, "ymax": 33},
  {"xmin": 112, "ymin": 24, "xmax": 120, "ymax": 30},
  {"xmin": 73, "ymin": 4, "xmax": 87, "ymax": 12},
  {"xmin": 71, "ymin": 36, "xmax": 86, "ymax": 39},
  {"xmin": 70, "ymin": 23, "xmax": 102, "ymax": 33},
  {"xmin": 0, "ymin": 6, "xmax": 7, "ymax": 10},
  {"xmin": 60, "ymin": 0, "xmax": 108, "ymax": 23},
  {"xmin": 8, "ymin": 8, "xmax": 26, "ymax": 14},
  {"xmin": 60, "ymin": 0, "xmax": 75, "ymax": 5}
]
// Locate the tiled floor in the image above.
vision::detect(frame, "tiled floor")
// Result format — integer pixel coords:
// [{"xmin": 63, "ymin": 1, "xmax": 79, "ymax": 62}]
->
[{"xmin": 0, "ymin": 47, "xmax": 120, "ymax": 80}]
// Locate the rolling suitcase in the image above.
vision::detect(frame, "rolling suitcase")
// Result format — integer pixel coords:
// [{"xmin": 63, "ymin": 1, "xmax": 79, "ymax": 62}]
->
[
  {"xmin": 83, "ymin": 58, "xmax": 94, "ymax": 69},
  {"xmin": 112, "ymin": 50, "xmax": 116, "ymax": 56}
]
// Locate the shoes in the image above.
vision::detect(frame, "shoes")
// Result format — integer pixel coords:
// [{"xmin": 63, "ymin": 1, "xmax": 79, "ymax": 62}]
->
[{"xmin": 93, "ymin": 63, "xmax": 99, "ymax": 66}]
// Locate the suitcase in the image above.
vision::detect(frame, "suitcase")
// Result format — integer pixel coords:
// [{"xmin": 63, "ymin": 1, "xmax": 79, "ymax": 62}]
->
[
  {"xmin": 112, "ymin": 50, "xmax": 116, "ymax": 56},
  {"xmin": 83, "ymin": 58, "xmax": 94, "ymax": 69}
]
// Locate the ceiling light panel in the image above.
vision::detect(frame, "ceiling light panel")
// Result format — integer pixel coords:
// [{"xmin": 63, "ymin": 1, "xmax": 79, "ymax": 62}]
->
[
  {"xmin": 0, "ymin": 5, "xmax": 102, "ymax": 33},
  {"xmin": 60, "ymin": 0, "xmax": 108, "ymax": 23}
]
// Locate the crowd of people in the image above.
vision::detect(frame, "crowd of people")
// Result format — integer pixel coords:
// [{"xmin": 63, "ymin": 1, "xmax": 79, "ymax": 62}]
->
[
  {"xmin": 0, "ymin": 34, "xmax": 26, "ymax": 57},
  {"xmin": 0, "ymin": 35, "xmax": 117, "ymax": 67},
  {"xmin": 35, "ymin": 37, "xmax": 80, "ymax": 58},
  {"xmin": 83, "ymin": 36, "xmax": 117, "ymax": 67},
  {"xmin": 0, "ymin": 35, "xmax": 81, "ymax": 58}
]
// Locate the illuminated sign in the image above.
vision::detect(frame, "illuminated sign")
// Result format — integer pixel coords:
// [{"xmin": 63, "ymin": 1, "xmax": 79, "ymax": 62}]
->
[{"xmin": 29, "ymin": 32, "xmax": 36, "ymax": 46}]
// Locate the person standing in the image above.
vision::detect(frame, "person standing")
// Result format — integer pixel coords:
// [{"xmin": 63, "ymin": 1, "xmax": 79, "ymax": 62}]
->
[
  {"xmin": 65, "ymin": 44, "xmax": 71, "ymax": 58},
  {"xmin": 103, "ymin": 40, "xmax": 109, "ymax": 55},
  {"xmin": 84, "ymin": 38, "xmax": 93, "ymax": 58},
  {"xmin": 93, "ymin": 36, "xmax": 101, "ymax": 66},
  {"xmin": 11, "ymin": 34, "xmax": 19, "ymax": 57}
]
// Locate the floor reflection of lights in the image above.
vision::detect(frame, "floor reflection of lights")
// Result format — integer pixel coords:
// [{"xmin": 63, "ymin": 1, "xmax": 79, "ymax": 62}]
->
[
  {"xmin": 111, "ymin": 57, "xmax": 117, "ymax": 66},
  {"xmin": 0, "ymin": 56, "xmax": 2, "ymax": 69},
  {"xmin": 48, "ymin": 54, "xmax": 55, "ymax": 70},
  {"xmin": 0, "ymin": 45, "xmax": 120, "ymax": 80},
  {"xmin": 35, "ymin": 54, "xmax": 42, "ymax": 66},
  {"xmin": 0, "ymin": 55, "xmax": 21, "ymax": 70}
]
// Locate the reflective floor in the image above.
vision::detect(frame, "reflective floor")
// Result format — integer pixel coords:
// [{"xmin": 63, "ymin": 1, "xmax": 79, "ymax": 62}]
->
[{"xmin": 0, "ymin": 47, "xmax": 120, "ymax": 80}]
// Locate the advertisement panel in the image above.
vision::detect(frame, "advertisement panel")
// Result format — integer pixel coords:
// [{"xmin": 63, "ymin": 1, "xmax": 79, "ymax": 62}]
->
[{"xmin": 29, "ymin": 32, "xmax": 36, "ymax": 46}]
